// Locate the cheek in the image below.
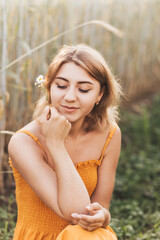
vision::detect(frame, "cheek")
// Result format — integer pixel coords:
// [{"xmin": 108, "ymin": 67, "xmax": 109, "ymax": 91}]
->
[
  {"xmin": 50, "ymin": 87, "xmax": 60, "ymax": 105},
  {"xmin": 81, "ymin": 97, "xmax": 96, "ymax": 112},
  {"xmin": 81, "ymin": 91, "xmax": 98, "ymax": 105}
]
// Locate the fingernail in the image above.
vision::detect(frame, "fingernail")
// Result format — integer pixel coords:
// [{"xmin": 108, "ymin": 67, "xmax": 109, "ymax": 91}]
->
[
  {"xmin": 86, "ymin": 206, "xmax": 91, "ymax": 210},
  {"xmin": 71, "ymin": 213, "xmax": 77, "ymax": 218}
]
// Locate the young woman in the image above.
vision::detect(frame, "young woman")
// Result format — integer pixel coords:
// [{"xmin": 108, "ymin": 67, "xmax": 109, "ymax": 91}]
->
[{"xmin": 8, "ymin": 44, "xmax": 122, "ymax": 240}]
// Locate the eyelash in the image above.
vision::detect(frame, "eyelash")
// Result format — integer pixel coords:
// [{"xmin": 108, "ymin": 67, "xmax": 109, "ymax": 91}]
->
[
  {"xmin": 79, "ymin": 89, "xmax": 90, "ymax": 93},
  {"xmin": 57, "ymin": 84, "xmax": 90, "ymax": 93},
  {"xmin": 57, "ymin": 85, "xmax": 66, "ymax": 89}
]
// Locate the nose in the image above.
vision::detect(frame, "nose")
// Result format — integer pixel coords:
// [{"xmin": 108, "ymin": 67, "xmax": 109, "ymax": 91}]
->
[{"xmin": 64, "ymin": 87, "xmax": 77, "ymax": 102}]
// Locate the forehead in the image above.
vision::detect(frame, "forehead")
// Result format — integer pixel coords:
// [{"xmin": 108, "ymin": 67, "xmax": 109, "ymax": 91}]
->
[{"xmin": 55, "ymin": 62, "xmax": 98, "ymax": 84}]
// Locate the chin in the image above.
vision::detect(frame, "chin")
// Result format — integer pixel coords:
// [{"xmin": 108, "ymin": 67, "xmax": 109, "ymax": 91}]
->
[
  {"xmin": 64, "ymin": 116, "xmax": 81, "ymax": 124},
  {"xmin": 65, "ymin": 118, "xmax": 75, "ymax": 123}
]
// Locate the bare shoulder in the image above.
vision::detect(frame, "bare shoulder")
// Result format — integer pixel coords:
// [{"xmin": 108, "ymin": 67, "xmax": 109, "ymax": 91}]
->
[
  {"xmin": 102, "ymin": 123, "xmax": 121, "ymax": 165},
  {"xmin": 19, "ymin": 120, "xmax": 41, "ymax": 136},
  {"xmin": 112, "ymin": 124, "xmax": 121, "ymax": 142},
  {"xmin": 97, "ymin": 122, "xmax": 121, "ymax": 144},
  {"xmin": 106, "ymin": 123, "xmax": 121, "ymax": 149},
  {"xmin": 8, "ymin": 120, "xmax": 43, "ymax": 163}
]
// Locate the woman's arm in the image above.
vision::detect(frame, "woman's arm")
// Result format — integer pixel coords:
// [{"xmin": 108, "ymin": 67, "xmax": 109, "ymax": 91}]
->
[
  {"xmin": 91, "ymin": 126, "xmax": 121, "ymax": 209},
  {"xmin": 46, "ymin": 140, "xmax": 90, "ymax": 218},
  {"xmin": 71, "ymin": 127, "xmax": 121, "ymax": 230},
  {"xmin": 8, "ymin": 106, "xmax": 90, "ymax": 221}
]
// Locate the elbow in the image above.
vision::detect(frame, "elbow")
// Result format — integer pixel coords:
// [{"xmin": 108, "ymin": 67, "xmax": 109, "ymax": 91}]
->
[
  {"xmin": 54, "ymin": 207, "xmax": 74, "ymax": 222},
  {"xmin": 59, "ymin": 200, "xmax": 91, "ymax": 221}
]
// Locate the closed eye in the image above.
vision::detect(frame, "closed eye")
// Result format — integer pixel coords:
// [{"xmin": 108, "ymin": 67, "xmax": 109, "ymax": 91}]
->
[
  {"xmin": 56, "ymin": 83, "xmax": 91, "ymax": 93},
  {"xmin": 57, "ymin": 84, "xmax": 67, "ymax": 89},
  {"xmin": 79, "ymin": 89, "xmax": 90, "ymax": 93}
]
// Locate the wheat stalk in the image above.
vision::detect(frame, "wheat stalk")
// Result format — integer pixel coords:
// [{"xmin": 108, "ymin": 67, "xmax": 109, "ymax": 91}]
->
[
  {"xmin": 0, "ymin": 131, "xmax": 15, "ymax": 135},
  {"xmin": 0, "ymin": 20, "xmax": 123, "ymax": 73},
  {"xmin": 0, "ymin": 171, "xmax": 13, "ymax": 174}
]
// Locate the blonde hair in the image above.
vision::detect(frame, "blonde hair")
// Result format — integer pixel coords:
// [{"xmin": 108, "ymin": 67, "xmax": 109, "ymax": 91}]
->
[{"xmin": 33, "ymin": 44, "xmax": 123, "ymax": 130}]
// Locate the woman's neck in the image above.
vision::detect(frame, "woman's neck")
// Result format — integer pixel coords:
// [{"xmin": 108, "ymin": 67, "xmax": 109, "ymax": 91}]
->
[{"xmin": 68, "ymin": 119, "xmax": 86, "ymax": 141}]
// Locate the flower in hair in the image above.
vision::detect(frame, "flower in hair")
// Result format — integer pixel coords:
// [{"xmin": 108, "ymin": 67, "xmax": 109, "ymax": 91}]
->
[
  {"xmin": 35, "ymin": 75, "xmax": 48, "ymax": 102},
  {"xmin": 35, "ymin": 75, "xmax": 45, "ymax": 87}
]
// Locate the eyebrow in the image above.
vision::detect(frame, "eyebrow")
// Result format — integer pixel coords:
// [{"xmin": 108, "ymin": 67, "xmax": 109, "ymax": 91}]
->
[{"xmin": 55, "ymin": 76, "xmax": 93, "ymax": 85}]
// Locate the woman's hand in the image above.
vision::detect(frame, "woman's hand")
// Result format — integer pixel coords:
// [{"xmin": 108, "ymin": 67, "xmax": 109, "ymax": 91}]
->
[
  {"xmin": 37, "ymin": 106, "xmax": 71, "ymax": 145},
  {"xmin": 71, "ymin": 202, "xmax": 111, "ymax": 231}
]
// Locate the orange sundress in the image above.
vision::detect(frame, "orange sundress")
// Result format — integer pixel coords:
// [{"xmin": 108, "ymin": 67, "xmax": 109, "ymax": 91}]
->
[{"xmin": 9, "ymin": 125, "xmax": 118, "ymax": 240}]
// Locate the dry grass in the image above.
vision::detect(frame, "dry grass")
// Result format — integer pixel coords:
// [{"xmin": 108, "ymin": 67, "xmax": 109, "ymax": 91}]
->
[
  {"xmin": 0, "ymin": 0, "xmax": 159, "ymax": 129},
  {"xmin": 0, "ymin": 0, "xmax": 160, "ymax": 130},
  {"xmin": 0, "ymin": 0, "xmax": 159, "ymax": 145}
]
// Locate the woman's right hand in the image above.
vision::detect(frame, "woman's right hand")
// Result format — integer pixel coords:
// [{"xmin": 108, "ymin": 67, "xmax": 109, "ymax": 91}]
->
[{"xmin": 37, "ymin": 106, "xmax": 71, "ymax": 145}]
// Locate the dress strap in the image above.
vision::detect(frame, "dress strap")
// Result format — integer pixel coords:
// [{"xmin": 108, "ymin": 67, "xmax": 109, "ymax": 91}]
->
[
  {"xmin": 16, "ymin": 130, "xmax": 44, "ymax": 151},
  {"xmin": 99, "ymin": 124, "xmax": 118, "ymax": 162}
]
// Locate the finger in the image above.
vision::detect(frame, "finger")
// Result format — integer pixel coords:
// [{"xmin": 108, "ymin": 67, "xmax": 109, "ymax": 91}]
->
[
  {"xmin": 66, "ymin": 118, "xmax": 71, "ymax": 128},
  {"xmin": 80, "ymin": 212, "xmax": 104, "ymax": 223},
  {"xmin": 60, "ymin": 115, "xmax": 66, "ymax": 121},
  {"xmin": 71, "ymin": 218, "xmax": 78, "ymax": 225},
  {"xmin": 78, "ymin": 222, "xmax": 97, "ymax": 231},
  {"xmin": 38, "ymin": 106, "xmax": 50, "ymax": 122},
  {"xmin": 86, "ymin": 202, "xmax": 102, "ymax": 212},
  {"xmin": 59, "ymin": 115, "xmax": 71, "ymax": 128},
  {"xmin": 77, "ymin": 218, "xmax": 103, "ymax": 227},
  {"xmin": 71, "ymin": 213, "xmax": 95, "ymax": 222},
  {"xmin": 50, "ymin": 107, "xmax": 59, "ymax": 119},
  {"xmin": 71, "ymin": 213, "xmax": 81, "ymax": 219},
  {"xmin": 78, "ymin": 221, "xmax": 91, "ymax": 231}
]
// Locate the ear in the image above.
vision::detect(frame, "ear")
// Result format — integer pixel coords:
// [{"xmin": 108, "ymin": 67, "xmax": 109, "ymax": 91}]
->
[{"xmin": 97, "ymin": 86, "xmax": 105, "ymax": 103}]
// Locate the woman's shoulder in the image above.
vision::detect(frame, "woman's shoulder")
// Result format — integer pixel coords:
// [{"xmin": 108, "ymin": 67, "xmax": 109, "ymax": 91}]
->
[
  {"xmin": 8, "ymin": 121, "xmax": 47, "ymax": 170},
  {"xmin": 14, "ymin": 120, "xmax": 43, "ymax": 141},
  {"xmin": 110, "ymin": 122, "xmax": 121, "ymax": 135},
  {"xmin": 96, "ymin": 121, "xmax": 120, "ymax": 135},
  {"xmin": 17, "ymin": 120, "xmax": 41, "ymax": 136},
  {"xmin": 106, "ymin": 122, "xmax": 121, "ymax": 144},
  {"xmin": 85, "ymin": 122, "xmax": 120, "ymax": 147},
  {"xmin": 8, "ymin": 120, "xmax": 42, "ymax": 155},
  {"xmin": 97, "ymin": 122, "xmax": 121, "ymax": 148}
]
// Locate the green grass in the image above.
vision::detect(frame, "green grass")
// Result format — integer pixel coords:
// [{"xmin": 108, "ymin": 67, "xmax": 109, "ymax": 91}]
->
[
  {"xmin": 0, "ymin": 95, "xmax": 160, "ymax": 239},
  {"xmin": 0, "ymin": 194, "xmax": 16, "ymax": 240},
  {"xmin": 110, "ymin": 95, "xmax": 160, "ymax": 239}
]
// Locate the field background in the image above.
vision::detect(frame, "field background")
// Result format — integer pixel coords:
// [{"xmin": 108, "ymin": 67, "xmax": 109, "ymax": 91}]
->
[{"xmin": 0, "ymin": 0, "xmax": 160, "ymax": 239}]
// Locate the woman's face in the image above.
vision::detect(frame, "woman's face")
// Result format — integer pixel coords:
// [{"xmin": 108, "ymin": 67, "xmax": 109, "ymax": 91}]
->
[{"xmin": 50, "ymin": 62, "xmax": 103, "ymax": 124}]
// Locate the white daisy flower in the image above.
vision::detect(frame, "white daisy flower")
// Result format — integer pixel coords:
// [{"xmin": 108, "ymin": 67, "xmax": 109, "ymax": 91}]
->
[{"xmin": 35, "ymin": 75, "xmax": 45, "ymax": 87}]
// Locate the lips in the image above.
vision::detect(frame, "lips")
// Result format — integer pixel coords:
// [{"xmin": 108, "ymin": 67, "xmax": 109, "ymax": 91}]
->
[{"xmin": 61, "ymin": 105, "xmax": 79, "ymax": 113}]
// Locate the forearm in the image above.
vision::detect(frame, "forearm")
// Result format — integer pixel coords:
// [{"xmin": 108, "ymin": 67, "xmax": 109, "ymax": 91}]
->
[{"xmin": 47, "ymin": 142, "xmax": 90, "ymax": 220}]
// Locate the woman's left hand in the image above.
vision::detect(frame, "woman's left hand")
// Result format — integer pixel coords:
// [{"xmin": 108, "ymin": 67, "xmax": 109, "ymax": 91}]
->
[{"xmin": 71, "ymin": 202, "xmax": 111, "ymax": 231}]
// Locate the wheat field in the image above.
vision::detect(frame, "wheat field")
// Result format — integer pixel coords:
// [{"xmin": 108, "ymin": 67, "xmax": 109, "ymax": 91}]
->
[
  {"xmin": 1, "ymin": 0, "xmax": 160, "ymax": 129},
  {"xmin": 0, "ymin": 0, "xmax": 160, "ymax": 187}
]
